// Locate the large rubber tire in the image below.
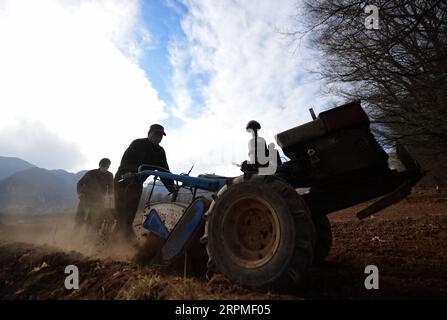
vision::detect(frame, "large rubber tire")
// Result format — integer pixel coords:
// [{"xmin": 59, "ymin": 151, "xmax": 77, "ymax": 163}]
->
[
  {"xmin": 204, "ymin": 175, "xmax": 315, "ymax": 290},
  {"xmin": 312, "ymin": 215, "xmax": 333, "ymax": 264}
]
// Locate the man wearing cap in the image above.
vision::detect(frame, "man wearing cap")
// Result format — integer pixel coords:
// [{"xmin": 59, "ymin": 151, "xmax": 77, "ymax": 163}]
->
[
  {"xmin": 75, "ymin": 158, "xmax": 114, "ymax": 231},
  {"xmin": 114, "ymin": 124, "xmax": 175, "ymax": 240}
]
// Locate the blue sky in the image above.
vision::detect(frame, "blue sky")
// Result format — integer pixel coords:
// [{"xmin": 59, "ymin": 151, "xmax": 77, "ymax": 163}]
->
[
  {"xmin": 139, "ymin": 0, "xmax": 181, "ymax": 108},
  {"xmin": 0, "ymin": 0, "xmax": 337, "ymax": 176},
  {"xmin": 137, "ymin": 0, "xmax": 211, "ymax": 129}
]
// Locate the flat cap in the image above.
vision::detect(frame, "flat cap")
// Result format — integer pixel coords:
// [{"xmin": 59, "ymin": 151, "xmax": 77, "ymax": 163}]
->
[{"xmin": 149, "ymin": 124, "xmax": 166, "ymax": 136}]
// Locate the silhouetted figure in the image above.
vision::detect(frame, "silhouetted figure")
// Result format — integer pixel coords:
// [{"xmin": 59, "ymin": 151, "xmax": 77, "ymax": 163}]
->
[
  {"xmin": 75, "ymin": 158, "xmax": 113, "ymax": 232},
  {"xmin": 114, "ymin": 124, "xmax": 175, "ymax": 240}
]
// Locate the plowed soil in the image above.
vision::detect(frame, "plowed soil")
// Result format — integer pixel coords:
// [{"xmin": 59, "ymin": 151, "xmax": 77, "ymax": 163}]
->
[{"xmin": 0, "ymin": 188, "xmax": 446, "ymax": 299}]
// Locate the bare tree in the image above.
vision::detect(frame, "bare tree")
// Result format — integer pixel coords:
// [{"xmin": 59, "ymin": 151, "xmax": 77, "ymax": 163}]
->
[{"xmin": 297, "ymin": 0, "xmax": 447, "ymax": 162}]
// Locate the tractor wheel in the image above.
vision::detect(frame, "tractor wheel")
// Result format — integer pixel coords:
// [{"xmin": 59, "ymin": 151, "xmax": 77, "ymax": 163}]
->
[
  {"xmin": 204, "ymin": 175, "xmax": 315, "ymax": 290},
  {"xmin": 312, "ymin": 215, "xmax": 332, "ymax": 264}
]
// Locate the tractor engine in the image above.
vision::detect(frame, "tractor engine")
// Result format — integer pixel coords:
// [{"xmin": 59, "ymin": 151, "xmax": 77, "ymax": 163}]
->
[{"xmin": 275, "ymin": 100, "xmax": 389, "ymax": 189}]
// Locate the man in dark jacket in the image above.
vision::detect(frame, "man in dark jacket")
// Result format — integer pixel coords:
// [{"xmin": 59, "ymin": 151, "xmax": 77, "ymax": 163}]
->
[
  {"xmin": 75, "ymin": 158, "xmax": 114, "ymax": 230},
  {"xmin": 114, "ymin": 124, "xmax": 175, "ymax": 239}
]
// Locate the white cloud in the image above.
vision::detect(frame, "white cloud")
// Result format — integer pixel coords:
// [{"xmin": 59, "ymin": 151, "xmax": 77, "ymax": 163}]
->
[
  {"xmin": 0, "ymin": 0, "xmax": 167, "ymax": 172},
  {"xmin": 165, "ymin": 0, "xmax": 335, "ymax": 176},
  {"xmin": 0, "ymin": 120, "xmax": 85, "ymax": 169},
  {"xmin": 0, "ymin": 0, "xmax": 337, "ymax": 178}
]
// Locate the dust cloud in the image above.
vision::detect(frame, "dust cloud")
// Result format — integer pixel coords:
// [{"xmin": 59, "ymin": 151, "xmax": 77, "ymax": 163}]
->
[{"xmin": 0, "ymin": 212, "xmax": 138, "ymax": 262}]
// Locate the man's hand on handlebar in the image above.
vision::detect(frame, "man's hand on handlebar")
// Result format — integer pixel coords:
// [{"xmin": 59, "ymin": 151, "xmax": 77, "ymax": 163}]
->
[
  {"xmin": 167, "ymin": 184, "xmax": 180, "ymax": 195},
  {"xmin": 119, "ymin": 172, "xmax": 137, "ymax": 183}
]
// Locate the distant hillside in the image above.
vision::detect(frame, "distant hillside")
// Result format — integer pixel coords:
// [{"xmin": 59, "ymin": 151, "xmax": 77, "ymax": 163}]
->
[
  {"xmin": 0, "ymin": 167, "xmax": 86, "ymax": 215},
  {"xmin": 0, "ymin": 156, "xmax": 36, "ymax": 181},
  {"xmin": 0, "ymin": 156, "xmax": 188, "ymax": 215},
  {"xmin": 51, "ymin": 169, "xmax": 86, "ymax": 186}
]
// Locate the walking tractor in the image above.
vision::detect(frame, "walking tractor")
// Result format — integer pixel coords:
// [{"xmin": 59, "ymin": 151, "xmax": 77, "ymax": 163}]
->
[{"xmin": 123, "ymin": 101, "xmax": 423, "ymax": 290}]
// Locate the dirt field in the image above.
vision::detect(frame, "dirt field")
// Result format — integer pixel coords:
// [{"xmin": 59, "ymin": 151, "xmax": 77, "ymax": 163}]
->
[{"xmin": 0, "ymin": 188, "xmax": 446, "ymax": 300}]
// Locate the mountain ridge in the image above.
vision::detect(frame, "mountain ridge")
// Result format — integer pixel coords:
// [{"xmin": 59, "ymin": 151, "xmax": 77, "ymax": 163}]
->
[
  {"xmin": 0, "ymin": 156, "xmax": 36, "ymax": 181},
  {"xmin": 0, "ymin": 157, "xmax": 87, "ymax": 214}
]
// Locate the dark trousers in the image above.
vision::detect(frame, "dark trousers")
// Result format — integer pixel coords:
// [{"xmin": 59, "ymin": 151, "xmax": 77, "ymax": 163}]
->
[
  {"xmin": 114, "ymin": 180, "xmax": 143, "ymax": 235},
  {"xmin": 75, "ymin": 198, "xmax": 87, "ymax": 227},
  {"xmin": 75, "ymin": 197, "xmax": 104, "ymax": 231}
]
